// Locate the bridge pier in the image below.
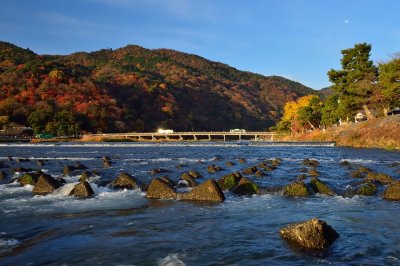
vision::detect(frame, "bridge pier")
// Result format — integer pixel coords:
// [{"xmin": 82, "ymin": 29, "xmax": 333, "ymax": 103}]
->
[
  {"xmin": 238, "ymin": 134, "xmax": 241, "ymax": 141},
  {"xmin": 208, "ymin": 134, "xmax": 211, "ymax": 141},
  {"xmin": 179, "ymin": 135, "xmax": 183, "ymax": 141},
  {"xmin": 193, "ymin": 135, "xmax": 197, "ymax": 141}
]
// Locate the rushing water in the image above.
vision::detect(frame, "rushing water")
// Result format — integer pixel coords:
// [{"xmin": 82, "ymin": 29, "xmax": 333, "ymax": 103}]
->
[{"xmin": 0, "ymin": 142, "xmax": 399, "ymax": 265}]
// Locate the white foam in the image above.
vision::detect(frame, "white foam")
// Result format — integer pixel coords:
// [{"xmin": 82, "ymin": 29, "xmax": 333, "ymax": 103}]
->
[
  {"xmin": 158, "ymin": 254, "xmax": 186, "ymax": 266},
  {"xmin": 0, "ymin": 238, "xmax": 20, "ymax": 249}
]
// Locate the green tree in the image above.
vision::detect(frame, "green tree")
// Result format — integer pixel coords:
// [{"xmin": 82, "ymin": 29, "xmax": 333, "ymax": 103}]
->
[
  {"xmin": 320, "ymin": 94, "xmax": 340, "ymax": 126},
  {"xmin": 45, "ymin": 110, "xmax": 80, "ymax": 136},
  {"xmin": 377, "ymin": 56, "xmax": 400, "ymax": 115},
  {"xmin": 27, "ymin": 109, "xmax": 52, "ymax": 134},
  {"xmin": 328, "ymin": 43, "xmax": 378, "ymax": 119}
]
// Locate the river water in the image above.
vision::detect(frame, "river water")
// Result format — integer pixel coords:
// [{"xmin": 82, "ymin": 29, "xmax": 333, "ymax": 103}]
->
[{"xmin": 0, "ymin": 142, "xmax": 399, "ymax": 265}]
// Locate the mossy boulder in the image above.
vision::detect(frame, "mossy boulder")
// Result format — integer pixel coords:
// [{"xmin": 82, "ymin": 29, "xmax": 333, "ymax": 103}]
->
[
  {"xmin": 242, "ymin": 166, "xmax": 258, "ymax": 175},
  {"xmin": 382, "ymin": 181, "xmax": 400, "ymax": 201},
  {"xmin": 146, "ymin": 178, "xmax": 177, "ymax": 200},
  {"xmin": 207, "ymin": 164, "xmax": 222, "ymax": 173},
  {"xmin": 178, "ymin": 180, "xmax": 225, "ymax": 202},
  {"xmin": 366, "ymin": 172, "xmax": 393, "ymax": 184},
  {"xmin": 217, "ymin": 172, "xmax": 242, "ymax": 190},
  {"xmin": 69, "ymin": 181, "xmax": 94, "ymax": 198},
  {"xmin": 232, "ymin": 177, "xmax": 261, "ymax": 196},
  {"xmin": 280, "ymin": 218, "xmax": 339, "ymax": 249},
  {"xmin": 109, "ymin": 173, "xmax": 139, "ymax": 190},
  {"xmin": 32, "ymin": 174, "xmax": 61, "ymax": 195},
  {"xmin": 283, "ymin": 181, "xmax": 310, "ymax": 197},
  {"xmin": 310, "ymin": 177, "xmax": 335, "ymax": 196},
  {"xmin": 356, "ymin": 182, "xmax": 377, "ymax": 196},
  {"xmin": 19, "ymin": 172, "xmax": 40, "ymax": 186}
]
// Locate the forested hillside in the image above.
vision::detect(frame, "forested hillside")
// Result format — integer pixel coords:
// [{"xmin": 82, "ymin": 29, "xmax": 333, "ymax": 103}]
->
[{"xmin": 0, "ymin": 41, "xmax": 314, "ymax": 135}]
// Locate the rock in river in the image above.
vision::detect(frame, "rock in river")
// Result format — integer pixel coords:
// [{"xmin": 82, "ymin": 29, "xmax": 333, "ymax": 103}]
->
[
  {"xmin": 109, "ymin": 173, "xmax": 139, "ymax": 190},
  {"xmin": 283, "ymin": 181, "xmax": 310, "ymax": 197},
  {"xmin": 280, "ymin": 218, "xmax": 339, "ymax": 249},
  {"xmin": 32, "ymin": 174, "xmax": 61, "ymax": 195},
  {"xmin": 217, "ymin": 172, "xmax": 242, "ymax": 190},
  {"xmin": 178, "ymin": 180, "xmax": 225, "ymax": 202},
  {"xmin": 232, "ymin": 177, "xmax": 261, "ymax": 196},
  {"xmin": 146, "ymin": 178, "xmax": 177, "ymax": 200},
  {"xmin": 69, "ymin": 181, "xmax": 94, "ymax": 198},
  {"xmin": 382, "ymin": 181, "xmax": 400, "ymax": 201}
]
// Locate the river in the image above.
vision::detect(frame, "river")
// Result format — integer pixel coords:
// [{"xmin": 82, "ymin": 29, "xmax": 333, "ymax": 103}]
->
[{"xmin": 0, "ymin": 142, "xmax": 399, "ymax": 265}]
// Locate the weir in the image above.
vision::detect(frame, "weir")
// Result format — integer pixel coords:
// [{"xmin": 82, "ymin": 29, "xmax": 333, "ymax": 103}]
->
[{"xmin": 84, "ymin": 131, "xmax": 280, "ymax": 142}]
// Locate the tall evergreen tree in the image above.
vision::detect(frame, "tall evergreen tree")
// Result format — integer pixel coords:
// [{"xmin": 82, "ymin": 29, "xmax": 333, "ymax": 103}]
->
[{"xmin": 327, "ymin": 43, "xmax": 378, "ymax": 119}]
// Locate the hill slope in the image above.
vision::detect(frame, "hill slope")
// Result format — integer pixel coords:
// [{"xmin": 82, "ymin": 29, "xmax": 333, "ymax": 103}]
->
[{"xmin": 0, "ymin": 41, "xmax": 315, "ymax": 133}]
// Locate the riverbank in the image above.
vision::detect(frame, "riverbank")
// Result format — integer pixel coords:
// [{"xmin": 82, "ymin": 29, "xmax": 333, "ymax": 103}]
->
[{"xmin": 278, "ymin": 115, "xmax": 400, "ymax": 150}]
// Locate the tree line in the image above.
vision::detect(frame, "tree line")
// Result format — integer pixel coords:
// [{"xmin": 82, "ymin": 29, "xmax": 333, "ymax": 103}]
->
[{"xmin": 273, "ymin": 43, "xmax": 400, "ymax": 133}]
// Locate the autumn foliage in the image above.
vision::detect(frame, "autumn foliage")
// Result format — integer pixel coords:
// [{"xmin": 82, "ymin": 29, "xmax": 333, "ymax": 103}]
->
[{"xmin": 0, "ymin": 41, "xmax": 314, "ymax": 135}]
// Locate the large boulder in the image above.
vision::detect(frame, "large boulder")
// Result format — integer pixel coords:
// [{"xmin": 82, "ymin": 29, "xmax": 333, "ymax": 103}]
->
[
  {"xmin": 382, "ymin": 181, "xmax": 400, "ymax": 201},
  {"xmin": 159, "ymin": 176, "xmax": 175, "ymax": 187},
  {"xmin": 217, "ymin": 172, "xmax": 242, "ymax": 190},
  {"xmin": 69, "ymin": 181, "xmax": 94, "ymax": 197},
  {"xmin": 32, "ymin": 174, "xmax": 61, "ymax": 195},
  {"xmin": 310, "ymin": 177, "xmax": 335, "ymax": 196},
  {"xmin": 283, "ymin": 181, "xmax": 310, "ymax": 197},
  {"xmin": 366, "ymin": 172, "xmax": 393, "ymax": 184},
  {"xmin": 280, "ymin": 218, "xmax": 339, "ymax": 249},
  {"xmin": 109, "ymin": 173, "xmax": 139, "ymax": 190},
  {"xmin": 178, "ymin": 180, "xmax": 225, "ymax": 202},
  {"xmin": 146, "ymin": 178, "xmax": 177, "ymax": 200},
  {"xmin": 232, "ymin": 177, "xmax": 261, "ymax": 196},
  {"xmin": 63, "ymin": 165, "xmax": 76, "ymax": 176}
]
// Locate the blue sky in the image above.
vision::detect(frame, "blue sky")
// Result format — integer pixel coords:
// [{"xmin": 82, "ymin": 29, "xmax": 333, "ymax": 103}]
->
[{"xmin": 1, "ymin": 0, "xmax": 399, "ymax": 89}]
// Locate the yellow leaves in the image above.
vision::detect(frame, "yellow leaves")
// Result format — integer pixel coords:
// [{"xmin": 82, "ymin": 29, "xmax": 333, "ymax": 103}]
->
[
  {"xmin": 48, "ymin": 70, "xmax": 64, "ymax": 80},
  {"xmin": 0, "ymin": 115, "xmax": 9, "ymax": 126},
  {"xmin": 282, "ymin": 95, "xmax": 320, "ymax": 122},
  {"xmin": 159, "ymin": 83, "xmax": 168, "ymax": 90}
]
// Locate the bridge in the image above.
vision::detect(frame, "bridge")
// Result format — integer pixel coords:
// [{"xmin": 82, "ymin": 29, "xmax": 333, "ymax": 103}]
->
[{"xmin": 84, "ymin": 131, "xmax": 281, "ymax": 142}]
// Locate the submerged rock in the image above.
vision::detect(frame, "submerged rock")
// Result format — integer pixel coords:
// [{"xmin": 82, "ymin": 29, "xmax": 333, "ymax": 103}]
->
[
  {"xmin": 302, "ymin": 158, "xmax": 320, "ymax": 167},
  {"xmin": 207, "ymin": 164, "xmax": 222, "ymax": 173},
  {"xmin": 382, "ymin": 181, "xmax": 400, "ymax": 201},
  {"xmin": 109, "ymin": 173, "xmax": 139, "ymax": 190},
  {"xmin": 237, "ymin": 158, "xmax": 246, "ymax": 163},
  {"xmin": 242, "ymin": 166, "xmax": 258, "ymax": 175},
  {"xmin": 232, "ymin": 177, "xmax": 261, "ymax": 196},
  {"xmin": 297, "ymin": 174, "xmax": 307, "ymax": 180},
  {"xmin": 366, "ymin": 172, "xmax": 393, "ymax": 184},
  {"xmin": 217, "ymin": 172, "xmax": 242, "ymax": 190},
  {"xmin": 69, "ymin": 181, "xmax": 94, "ymax": 197},
  {"xmin": 225, "ymin": 161, "xmax": 236, "ymax": 167},
  {"xmin": 279, "ymin": 218, "xmax": 339, "ymax": 249},
  {"xmin": 63, "ymin": 165, "xmax": 75, "ymax": 176},
  {"xmin": 146, "ymin": 178, "xmax": 177, "ymax": 200},
  {"xmin": 283, "ymin": 181, "xmax": 310, "ymax": 197},
  {"xmin": 32, "ymin": 174, "xmax": 61, "ymax": 195},
  {"xmin": 310, "ymin": 177, "xmax": 335, "ymax": 196},
  {"xmin": 150, "ymin": 168, "xmax": 167, "ymax": 175},
  {"xmin": 74, "ymin": 162, "xmax": 88, "ymax": 170},
  {"xmin": 255, "ymin": 169, "xmax": 266, "ymax": 177},
  {"xmin": 178, "ymin": 179, "xmax": 225, "ymax": 202}
]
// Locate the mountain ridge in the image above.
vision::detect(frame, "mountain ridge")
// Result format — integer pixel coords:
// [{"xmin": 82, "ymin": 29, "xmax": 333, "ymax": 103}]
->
[{"xmin": 0, "ymin": 41, "xmax": 316, "ymax": 134}]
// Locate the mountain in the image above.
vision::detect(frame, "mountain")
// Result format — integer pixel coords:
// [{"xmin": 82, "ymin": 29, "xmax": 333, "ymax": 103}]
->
[
  {"xmin": 319, "ymin": 87, "xmax": 334, "ymax": 99},
  {"xmin": 0, "ymin": 41, "xmax": 316, "ymax": 134}
]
